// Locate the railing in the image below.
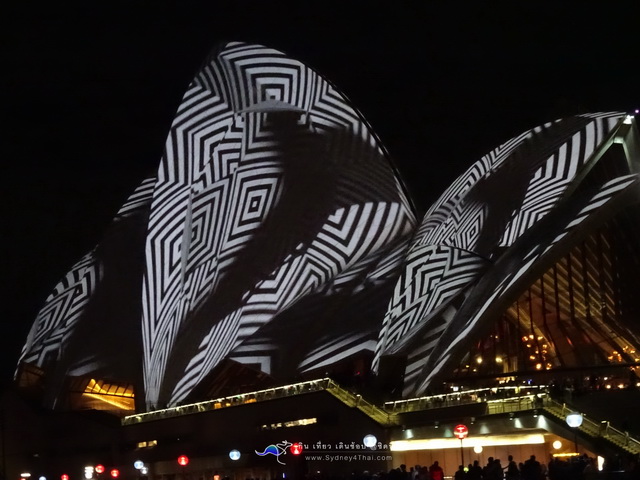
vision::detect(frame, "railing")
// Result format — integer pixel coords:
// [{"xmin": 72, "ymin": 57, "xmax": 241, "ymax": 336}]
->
[
  {"xmin": 381, "ymin": 386, "xmax": 640, "ymax": 455},
  {"xmin": 542, "ymin": 397, "xmax": 640, "ymax": 455},
  {"xmin": 384, "ymin": 385, "xmax": 549, "ymax": 414},
  {"xmin": 121, "ymin": 379, "xmax": 640, "ymax": 455},
  {"xmin": 485, "ymin": 394, "xmax": 542, "ymax": 414},
  {"xmin": 324, "ymin": 381, "xmax": 397, "ymax": 426},
  {"xmin": 122, "ymin": 378, "xmax": 332, "ymax": 425},
  {"xmin": 122, "ymin": 377, "xmax": 398, "ymax": 427}
]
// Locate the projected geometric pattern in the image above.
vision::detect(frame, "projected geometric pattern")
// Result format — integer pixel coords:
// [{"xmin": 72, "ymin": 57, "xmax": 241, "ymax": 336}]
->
[
  {"xmin": 417, "ymin": 113, "xmax": 621, "ymax": 254},
  {"xmin": 409, "ymin": 173, "xmax": 640, "ymax": 395},
  {"xmin": 372, "ymin": 245, "xmax": 489, "ymax": 371},
  {"xmin": 140, "ymin": 42, "xmax": 415, "ymax": 407},
  {"xmin": 18, "ymin": 177, "xmax": 156, "ymax": 372},
  {"xmin": 228, "ymin": 235, "xmax": 412, "ymax": 377},
  {"xmin": 373, "ymin": 112, "xmax": 626, "ymax": 377},
  {"xmin": 16, "ymin": 38, "xmax": 640, "ymax": 412}
]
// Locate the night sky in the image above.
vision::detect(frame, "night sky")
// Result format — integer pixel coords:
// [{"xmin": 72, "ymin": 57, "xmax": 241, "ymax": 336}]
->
[{"xmin": 3, "ymin": 3, "xmax": 638, "ymax": 388}]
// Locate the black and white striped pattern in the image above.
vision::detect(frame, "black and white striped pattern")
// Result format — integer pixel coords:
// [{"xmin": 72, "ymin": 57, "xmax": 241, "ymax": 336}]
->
[
  {"xmin": 18, "ymin": 39, "xmax": 635, "ymax": 411},
  {"xmin": 224, "ymin": 233, "xmax": 412, "ymax": 376},
  {"xmin": 374, "ymin": 113, "xmax": 624, "ymax": 374},
  {"xmin": 18, "ymin": 177, "xmax": 155, "ymax": 372},
  {"xmin": 408, "ymin": 173, "xmax": 639, "ymax": 394},
  {"xmin": 372, "ymin": 245, "xmax": 488, "ymax": 370},
  {"xmin": 18, "ymin": 252, "xmax": 101, "ymax": 370},
  {"xmin": 141, "ymin": 42, "xmax": 415, "ymax": 407},
  {"xmin": 417, "ymin": 113, "xmax": 621, "ymax": 253},
  {"xmin": 498, "ymin": 114, "xmax": 621, "ymax": 246}
]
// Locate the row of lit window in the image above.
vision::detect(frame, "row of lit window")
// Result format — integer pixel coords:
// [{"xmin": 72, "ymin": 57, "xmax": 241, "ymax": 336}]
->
[{"xmin": 260, "ymin": 417, "xmax": 318, "ymax": 430}]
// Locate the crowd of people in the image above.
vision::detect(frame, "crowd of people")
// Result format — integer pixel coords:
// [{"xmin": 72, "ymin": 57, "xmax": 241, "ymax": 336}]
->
[
  {"xmin": 296, "ymin": 453, "xmax": 640, "ymax": 479},
  {"xmin": 377, "ymin": 453, "xmax": 640, "ymax": 479}
]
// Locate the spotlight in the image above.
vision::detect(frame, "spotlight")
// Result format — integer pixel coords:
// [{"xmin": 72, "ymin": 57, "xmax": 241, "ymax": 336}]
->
[
  {"xmin": 363, "ymin": 434, "xmax": 377, "ymax": 448},
  {"xmin": 566, "ymin": 412, "xmax": 583, "ymax": 428}
]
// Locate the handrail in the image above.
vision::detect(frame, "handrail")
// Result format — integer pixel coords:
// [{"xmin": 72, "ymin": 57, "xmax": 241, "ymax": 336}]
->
[
  {"xmin": 380, "ymin": 387, "xmax": 640, "ymax": 455},
  {"xmin": 324, "ymin": 380, "xmax": 397, "ymax": 426},
  {"xmin": 123, "ymin": 377, "xmax": 396, "ymax": 427},
  {"xmin": 542, "ymin": 398, "xmax": 640, "ymax": 455},
  {"xmin": 383, "ymin": 385, "xmax": 549, "ymax": 414},
  {"xmin": 122, "ymin": 377, "xmax": 333, "ymax": 425},
  {"xmin": 121, "ymin": 379, "xmax": 640, "ymax": 455}
]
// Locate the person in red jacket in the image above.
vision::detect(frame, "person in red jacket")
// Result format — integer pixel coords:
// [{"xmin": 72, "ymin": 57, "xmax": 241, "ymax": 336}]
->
[{"xmin": 429, "ymin": 461, "xmax": 445, "ymax": 480}]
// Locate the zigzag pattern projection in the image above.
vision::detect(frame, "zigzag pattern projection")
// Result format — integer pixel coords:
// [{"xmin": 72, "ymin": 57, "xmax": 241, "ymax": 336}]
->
[
  {"xmin": 373, "ymin": 113, "xmax": 625, "ymax": 374},
  {"xmin": 141, "ymin": 42, "xmax": 415, "ymax": 407},
  {"xmin": 372, "ymin": 245, "xmax": 488, "ymax": 370},
  {"xmin": 418, "ymin": 113, "xmax": 621, "ymax": 253},
  {"xmin": 226, "ymin": 235, "xmax": 411, "ymax": 377},
  {"xmin": 409, "ymin": 173, "xmax": 640, "ymax": 395},
  {"xmin": 19, "ymin": 177, "xmax": 155, "ymax": 373},
  {"xmin": 18, "ymin": 38, "xmax": 638, "ymax": 410}
]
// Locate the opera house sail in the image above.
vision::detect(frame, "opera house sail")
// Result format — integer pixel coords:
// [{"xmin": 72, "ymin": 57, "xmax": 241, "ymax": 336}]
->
[
  {"xmin": 16, "ymin": 42, "xmax": 640, "ymax": 416},
  {"xmin": 374, "ymin": 112, "xmax": 640, "ymax": 396},
  {"xmin": 16, "ymin": 42, "xmax": 417, "ymax": 412}
]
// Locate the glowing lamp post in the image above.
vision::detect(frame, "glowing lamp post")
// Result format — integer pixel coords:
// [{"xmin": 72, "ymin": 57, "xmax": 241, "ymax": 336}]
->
[
  {"xmin": 454, "ymin": 424, "xmax": 469, "ymax": 467},
  {"xmin": 566, "ymin": 412, "xmax": 583, "ymax": 453},
  {"xmin": 363, "ymin": 434, "xmax": 377, "ymax": 449}
]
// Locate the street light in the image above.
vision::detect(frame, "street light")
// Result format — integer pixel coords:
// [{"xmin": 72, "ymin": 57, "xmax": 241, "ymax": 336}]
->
[
  {"xmin": 454, "ymin": 424, "xmax": 469, "ymax": 467},
  {"xmin": 363, "ymin": 434, "xmax": 377, "ymax": 449},
  {"xmin": 565, "ymin": 412, "xmax": 583, "ymax": 453}
]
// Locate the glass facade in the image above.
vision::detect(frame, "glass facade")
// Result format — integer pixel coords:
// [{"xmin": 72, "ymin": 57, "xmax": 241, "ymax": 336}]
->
[
  {"xmin": 450, "ymin": 213, "xmax": 640, "ymax": 385},
  {"xmin": 69, "ymin": 377, "xmax": 136, "ymax": 414}
]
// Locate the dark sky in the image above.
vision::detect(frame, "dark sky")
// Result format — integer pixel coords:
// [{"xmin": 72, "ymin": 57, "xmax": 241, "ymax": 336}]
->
[{"xmin": 2, "ymin": 3, "xmax": 638, "ymax": 387}]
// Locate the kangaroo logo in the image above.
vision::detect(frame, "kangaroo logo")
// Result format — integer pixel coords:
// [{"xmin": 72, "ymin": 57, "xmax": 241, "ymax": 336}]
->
[{"xmin": 255, "ymin": 440, "xmax": 293, "ymax": 464}]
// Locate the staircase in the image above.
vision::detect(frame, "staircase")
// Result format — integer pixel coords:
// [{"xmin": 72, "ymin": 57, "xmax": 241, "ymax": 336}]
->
[
  {"xmin": 325, "ymin": 380, "xmax": 398, "ymax": 426},
  {"xmin": 542, "ymin": 397, "xmax": 640, "ymax": 455}
]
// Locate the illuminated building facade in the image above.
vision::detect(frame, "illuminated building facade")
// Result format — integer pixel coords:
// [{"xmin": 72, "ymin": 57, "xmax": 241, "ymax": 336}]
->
[
  {"xmin": 14, "ymin": 43, "xmax": 640, "ymax": 458},
  {"xmin": 375, "ymin": 112, "xmax": 640, "ymax": 397},
  {"xmin": 16, "ymin": 41, "xmax": 417, "ymax": 414}
]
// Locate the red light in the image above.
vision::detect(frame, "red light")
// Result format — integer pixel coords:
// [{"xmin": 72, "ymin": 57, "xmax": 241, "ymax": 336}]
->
[
  {"xmin": 110, "ymin": 470, "xmax": 119, "ymax": 479},
  {"xmin": 291, "ymin": 443, "xmax": 303, "ymax": 455},
  {"xmin": 453, "ymin": 424, "xmax": 469, "ymax": 439},
  {"xmin": 61, "ymin": 475, "xmax": 69, "ymax": 480},
  {"xmin": 178, "ymin": 455, "xmax": 189, "ymax": 466},
  {"xmin": 95, "ymin": 465, "xmax": 105, "ymax": 474}
]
